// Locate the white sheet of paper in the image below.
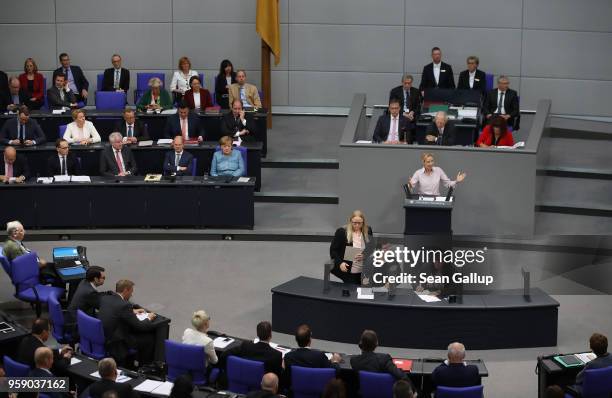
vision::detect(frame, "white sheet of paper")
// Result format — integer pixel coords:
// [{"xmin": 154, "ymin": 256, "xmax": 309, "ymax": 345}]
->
[
  {"xmin": 157, "ymin": 139, "xmax": 173, "ymax": 145},
  {"xmin": 416, "ymin": 294, "xmax": 441, "ymax": 303},
  {"xmin": 71, "ymin": 175, "xmax": 91, "ymax": 182},
  {"xmin": 138, "ymin": 140, "xmax": 153, "ymax": 147},
  {"xmin": 151, "ymin": 381, "xmax": 174, "ymax": 396},
  {"xmin": 237, "ymin": 177, "xmax": 250, "ymax": 183},
  {"xmin": 213, "ymin": 337, "xmax": 235, "ymax": 349},
  {"xmin": 134, "ymin": 380, "xmax": 164, "ymax": 393},
  {"xmin": 357, "ymin": 287, "xmax": 374, "ymax": 300},
  {"xmin": 343, "ymin": 246, "xmax": 362, "ymax": 262},
  {"xmin": 37, "ymin": 177, "xmax": 53, "ymax": 184},
  {"xmin": 116, "ymin": 375, "xmax": 131, "ymax": 383},
  {"xmin": 325, "ymin": 353, "xmax": 333, "ymax": 360},
  {"xmin": 575, "ymin": 352, "xmax": 596, "ymax": 364},
  {"xmin": 161, "ymin": 109, "xmax": 177, "ymax": 115},
  {"xmin": 90, "ymin": 371, "xmax": 101, "ymax": 378},
  {"xmin": 355, "ymin": 140, "xmax": 372, "ymax": 144},
  {"xmin": 52, "ymin": 109, "xmax": 65, "ymax": 115},
  {"xmin": 136, "ymin": 312, "xmax": 149, "ymax": 321},
  {"xmin": 54, "ymin": 175, "xmax": 71, "ymax": 182},
  {"xmin": 70, "ymin": 357, "xmax": 82, "ymax": 366}
]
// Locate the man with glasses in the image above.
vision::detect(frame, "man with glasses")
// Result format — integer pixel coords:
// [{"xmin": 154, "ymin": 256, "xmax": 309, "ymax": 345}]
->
[
  {"xmin": 113, "ymin": 108, "xmax": 149, "ymax": 144},
  {"xmin": 484, "ymin": 75, "xmax": 519, "ymax": 129},
  {"xmin": 46, "ymin": 138, "xmax": 80, "ymax": 176},
  {"xmin": 0, "ymin": 105, "xmax": 46, "ymax": 146},
  {"xmin": 66, "ymin": 266, "xmax": 107, "ymax": 325},
  {"xmin": 457, "ymin": 56, "xmax": 487, "ymax": 96}
]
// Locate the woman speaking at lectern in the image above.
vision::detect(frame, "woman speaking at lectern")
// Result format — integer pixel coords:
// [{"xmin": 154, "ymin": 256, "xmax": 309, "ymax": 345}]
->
[
  {"xmin": 408, "ymin": 152, "xmax": 466, "ymax": 195},
  {"xmin": 330, "ymin": 210, "xmax": 373, "ymax": 285}
]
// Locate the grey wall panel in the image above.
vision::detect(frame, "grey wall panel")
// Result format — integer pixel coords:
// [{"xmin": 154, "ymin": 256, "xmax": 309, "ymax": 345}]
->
[
  {"xmin": 289, "ymin": 72, "xmax": 398, "ymax": 107},
  {"xmin": 522, "ymin": 30, "xmax": 612, "ymax": 80},
  {"xmin": 173, "ymin": 23, "xmax": 288, "ymax": 71},
  {"xmin": 290, "ymin": 25, "xmax": 404, "ymax": 73},
  {"xmin": 272, "ymin": 71, "xmax": 289, "ymax": 106},
  {"xmin": 56, "ymin": 0, "xmax": 171, "ymax": 23},
  {"xmin": 290, "ymin": 0, "xmax": 404, "ymax": 25},
  {"xmin": 405, "ymin": 0, "xmax": 522, "ymax": 29},
  {"xmin": 173, "ymin": 0, "xmax": 288, "ymax": 23},
  {"xmin": 520, "ymin": 78, "xmax": 612, "ymax": 116},
  {"xmin": 0, "ymin": 1, "xmax": 55, "ymax": 23},
  {"xmin": 0, "ymin": 25, "xmax": 57, "ymax": 71},
  {"xmin": 404, "ymin": 27, "xmax": 522, "ymax": 77},
  {"xmin": 57, "ymin": 23, "xmax": 173, "ymax": 70},
  {"xmin": 523, "ymin": 0, "xmax": 612, "ymax": 32}
]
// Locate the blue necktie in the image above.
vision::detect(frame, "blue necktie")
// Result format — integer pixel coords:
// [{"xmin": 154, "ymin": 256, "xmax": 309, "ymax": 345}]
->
[
  {"xmin": 128, "ymin": 125, "xmax": 133, "ymax": 137},
  {"xmin": 20, "ymin": 124, "xmax": 25, "ymax": 141}
]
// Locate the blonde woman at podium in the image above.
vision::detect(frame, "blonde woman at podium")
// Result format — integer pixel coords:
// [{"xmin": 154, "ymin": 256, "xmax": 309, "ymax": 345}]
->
[
  {"xmin": 329, "ymin": 210, "xmax": 373, "ymax": 285},
  {"xmin": 408, "ymin": 152, "xmax": 466, "ymax": 195}
]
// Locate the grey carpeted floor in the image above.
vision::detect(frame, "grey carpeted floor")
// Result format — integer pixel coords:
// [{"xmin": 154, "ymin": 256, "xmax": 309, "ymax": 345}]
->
[{"xmin": 2, "ymin": 239, "xmax": 611, "ymax": 398}]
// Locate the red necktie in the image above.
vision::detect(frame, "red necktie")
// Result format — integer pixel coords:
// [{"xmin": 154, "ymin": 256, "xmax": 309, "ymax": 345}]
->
[
  {"xmin": 181, "ymin": 118, "xmax": 187, "ymax": 140},
  {"xmin": 5, "ymin": 162, "xmax": 13, "ymax": 178},
  {"xmin": 115, "ymin": 151, "xmax": 124, "ymax": 174}
]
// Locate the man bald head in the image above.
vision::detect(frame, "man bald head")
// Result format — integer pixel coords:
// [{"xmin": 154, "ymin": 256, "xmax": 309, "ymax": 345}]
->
[
  {"xmin": 260, "ymin": 373, "xmax": 278, "ymax": 394},
  {"xmin": 447, "ymin": 342, "xmax": 466, "ymax": 363},
  {"xmin": 4, "ymin": 146, "xmax": 16, "ymax": 163},
  {"xmin": 34, "ymin": 346, "xmax": 54, "ymax": 369}
]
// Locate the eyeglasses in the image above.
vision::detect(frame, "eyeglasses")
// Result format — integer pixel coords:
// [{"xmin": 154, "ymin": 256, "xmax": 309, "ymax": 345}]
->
[{"xmin": 351, "ymin": 221, "xmax": 364, "ymax": 225}]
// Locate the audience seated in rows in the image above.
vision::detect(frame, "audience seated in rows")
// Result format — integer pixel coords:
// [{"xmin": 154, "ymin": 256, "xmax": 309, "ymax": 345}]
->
[
  {"xmin": 1, "ymin": 76, "xmax": 28, "ymax": 112},
  {"xmin": 114, "ymin": 108, "xmax": 149, "ymax": 143},
  {"xmin": 66, "ymin": 265, "xmax": 107, "ymax": 326}
]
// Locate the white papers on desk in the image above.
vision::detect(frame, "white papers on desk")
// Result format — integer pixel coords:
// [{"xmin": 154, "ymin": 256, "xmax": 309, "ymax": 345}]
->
[
  {"xmin": 213, "ymin": 336, "xmax": 235, "ymax": 349},
  {"xmin": 37, "ymin": 177, "xmax": 53, "ymax": 184},
  {"xmin": 457, "ymin": 108, "xmax": 478, "ymax": 118},
  {"xmin": 575, "ymin": 352, "xmax": 596, "ymax": 364},
  {"xmin": 496, "ymin": 141, "xmax": 525, "ymax": 149},
  {"xmin": 161, "ymin": 109, "xmax": 177, "ymax": 115},
  {"xmin": 419, "ymin": 196, "xmax": 435, "ymax": 201},
  {"xmin": 138, "ymin": 140, "xmax": 153, "ymax": 147},
  {"xmin": 52, "ymin": 109, "xmax": 66, "ymax": 114},
  {"xmin": 355, "ymin": 140, "xmax": 372, "ymax": 144},
  {"xmin": 135, "ymin": 379, "xmax": 164, "ymax": 393},
  {"xmin": 54, "ymin": 175, "xmax": 71, "ymax": 182},
  {"xmin": 357, "ymin": 287, "xmax": 374, "ymax": 300},
  {"xmin": 151, "ymin": 381, "xmax": 174, "ymax": 396},
  {"xmin": 237, "ymin": 177, "xmax": 250, "ymax": 183},
  {"xmin": 157, "ymin": 138, "xmax": 173, "ymax": 145},
  {"xmin": 136, "ymin": 312, "xmax": 150, "ymax": 321},
  {"xmin": 89, "ymin": 371, "xmax": 131, "ymax": 383},
  {"xmin": 71, "ymin": 175, "xmax": 91, "ymax": 182},
  {"xmin": 325, "ymin": 353, "xmax": 333, "ymax": 360},
  {"xmin": 416, "ymin": 293, "xmax": 441, "ymax": 303},
  {"xmin": 70, "ymin": 357, "xmax": 82, "ymax": 366}
]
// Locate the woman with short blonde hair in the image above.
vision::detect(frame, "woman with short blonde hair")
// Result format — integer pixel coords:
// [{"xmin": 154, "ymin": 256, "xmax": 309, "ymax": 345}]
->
[
  {"xmin": 182, "ymin": 309, "xmax": 218, "ymax": 366},
  {"xmin": 63, "ymin": 109, "xmax": 101, "ymax": 145},
  {"xmin": 329, "ymin": 210, "xmax": 373, "ymax": 284},
  {"xmin": 171, "ymin": 56, "xmax": 199, "ymax": 98}
]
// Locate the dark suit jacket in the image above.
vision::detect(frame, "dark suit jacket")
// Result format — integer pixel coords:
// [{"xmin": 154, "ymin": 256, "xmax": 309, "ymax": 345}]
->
[
  {"xmin": 162, "ymin": 150, "xmax": 194, "ymax": 176},
  {"xmin": 0, "ymin": 118, "xmax": 46, "ymax": 145},
  {"xmin": 1, "ymin": 89, "xmax": 29, "ymax": 111},
  {"xmin": 98, "ymin": 293, "xmax": 156, "ymax": 362},
  {"xmin": 0, "ymin": 71, "xmax": 9, "ymax": 108},
  {"xmin": 283, "ymin": 347, "xmax": 337, "ymax": 387},
  {"xmin": 47, "ymin": 86, "xmax": 76, "ymax": 109},
  {"xmin": 65, "ymin": 279, "xmax": 101, "ymax": 324},
  {"xmin": 221, "ymin": 113, "xmax": 256, "ymax": 142},
  {"xmin": 372, "ymin": 114, "xmax": 412, "ymax": 143},
  {"xmin": 389, "ymin": 86, "xmax": 421, "ymax": 115},
  {"xmin": 53, "ymin": 65, "xmax": 89, "ymax": 93},
  {"xmin": 102, "ymin": 67, "xmax": 130, "ymax": 92},
  {"xmin": 457, "ymin": 69, "xmax": 487, "ymax": 96},
  {"xmin": 485, "ymin": 88, "xmax": 520, "ymax": 126},
  {"xmin": 17, "ymin": 335, "xmax": 70, "ymax": 375},
  {"xmin": 215, "ymin": 73, "xmax": 237, "ymax": 109},
  {"xmin": 226, "ymin": 341, "xmax": 283, "ymax": 377},
  {"xmin": 183, "ymin": 89, "xmax": 213, "ymax": 110},
  {"xmin": 1, "ymin": 154, "xmax": 30, "ymax": 179},
  {"xmin": 329, "ymin": 227, "xmax": 373, "ymax": 284},
  {"xmin": 113, "ymin": 120, "xmax": 149, "ymax": 142},
  {"xmin": 431, "ymin": 362, "xmax": 481, "ymax": 388},
  {"xmin": 99, "ymin": 146, "xmax": 138, "ymax": 176},
  {"xmin": 89, "ymin": 378, "xmax": 139, "ymax": 398},
  {"xmin": 350, "ymin": 352, "xmax": 406, "ymax": 380},
  {"xmin": 163, "ymin": 113, "xmax": 204, "ymax": 140},
  {"xmin": 46, "ymin": 152, "xmax": 80, "ymax": 177},
  {"xmin": 575, "ymin": 353, "xmax": 612, "ymax": 386},
  {"xmin": 25, "ymin": 368, "xmax": 67, "ymax": 398},
  {"xmin": 245, "ymin": 391, "xmax": 279, "ymax": 398},
  {"xmin": 426, "ymin": 122, "xmax": 456, "ymax": 146},
  {"xmin": 419, "ymin": 62, "xmax": 455, "ymax": 90}
]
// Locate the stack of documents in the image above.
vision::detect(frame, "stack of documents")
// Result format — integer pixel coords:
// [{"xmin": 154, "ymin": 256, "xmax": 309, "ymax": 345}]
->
[
  {"xmin": 90, "ymin": 370, "xmax": 131, "ymax": 383},
  {"xmin": 135, "ymin": 380, "xmax": 174, "ymax": 396},
  {"xmin": 357, "ymin": 287, "xmax": 374, "ymax": 300},
  {"xmin": 157, "ymin": 138, "xmax": 173, "ymax": 145},
  {"xmin": 213, "ymin": 336, "xmax": 235, "ymax": 349},
  {"xmin": 72, "ymin": 176, "xmax": 91, "ymax": 183},
  {"xmin": 457, "ymin": 108, "xmax": 478, "ymax": 118}
]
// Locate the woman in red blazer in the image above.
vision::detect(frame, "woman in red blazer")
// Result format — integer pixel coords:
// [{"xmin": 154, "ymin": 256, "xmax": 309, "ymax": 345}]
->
[
  {"xmin": 476, "ymin": 116, "xmax": 514, "ymax": 147},
  {"xmin": 18, "ymin": 58, "xmax": 45, "ymax": 110},
  {"xmin": 183, "ymin": 75, "xmax": 213, "ymax": 111}
]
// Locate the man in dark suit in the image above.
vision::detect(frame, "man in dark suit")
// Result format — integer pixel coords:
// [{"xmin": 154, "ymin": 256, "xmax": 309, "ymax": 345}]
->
[
  {"xmin": 163, "ymin": 103, "xmax": 204, "ymax": 141},
  {"xmin": 98, "ymin": 279, "xmax": 157, "ymax": 366},
  {"xmin": 419, "ymin": 47, "xmax": 455, "ymax": 93},
  {"xmin": 246, "ymin": 373, "xmax": 281, "ymax": 398},
  {"xmin": 224, "ymin": 321, "xmax": 283, "ymax": 378},
  {"xmin": 17, "ymin": 319, "xmax": 73, "ymax": 374},
  {"xmin": 100, "ymin": 132, "xmax": 138, "ymax": 177},
  {"xmin": 1, "ymin": 146, "xmax": 29, "ymax": 183},
  {"xmin": 47, "ymin": 73, "xmax": 78, "ymax": 109},
  {"xmin": 89, "ymin": 357, "xmax": 139, "ymax": 398},
  {"xmin": 389, "ymin": 74, "xmax": 421, "ymax": 123},
  {"xmin": 46, "ymin": 139, "xmax": 80, "ymax": 176},
  {"xmin": 2, "ymin": 77, "xmax": 29, "ymax": 112},
  {"xmin": 372, "ymin": 98, "xmax": 412, "ymax": 144},
  {"xmin": 350, "ymin": 330, "xmax": 409, "ymax": 382},
  {"xmin": 0, "ymin": 71, "xmax": 9, "ymax": 109},
  {"xmin": 114, "ymin": 108, "xmax": 149, "ymax": 144},
  {"xmin": 102, "ymin": 54, "xmax": 130, "ymax": 92},
  {"xmin": 221, "ymin": 99, "xmax": 256, "ymax": 142},
  {"xmin": 283, "ymin": 324, "xmax": 340, "ymax": 388},
  {"xmin": 574, "ymin": 333, "xmax": 612, "ymax": 392},
  {"xmin": 163, "ymin": 136, "xmax": 194, "ymax": 176},
  {"xmin": 25, "ymin": 347, "xmax": 71, "ymax": 398},
  {"xmin": 425, "ymin": 111, "xmax": 456, "ymax": 146},
  {"xmin": 0, "ymin": 106, "xmax": 46, "ymax": 146},
  {"xmin": 53, "ymin": 53, "xmax": 89, "ymax": 104},
  {"xmin": 431, "ymin": 342, "xmax": 481, "ymax": 388},
  {"xmin": 457, "ymin": 56, "xmax": 487, "ymax": 96},
  {"xmin": 66, "ymin": 266, "xmax": 106, "ymax": 325},
  {"xmin": 484, "ymin": 75, "xmax": 520, "ymax": 129}
]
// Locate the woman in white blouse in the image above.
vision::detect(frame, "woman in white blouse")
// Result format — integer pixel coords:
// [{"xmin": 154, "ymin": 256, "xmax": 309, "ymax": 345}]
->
[
  {"xmin": 170, "ymin": 56, "xmax": 198, "ymax": 99},
  {"xmin": 181, "ymin": 310, "xmax": 218, "ymax": 366},
  {"xmin": 63, "ymin": 109, "xmax": 101, "ymax": 145},
  {"xmin": 408, "ymin": 152, "xmax": 466, "ymax": 195}
]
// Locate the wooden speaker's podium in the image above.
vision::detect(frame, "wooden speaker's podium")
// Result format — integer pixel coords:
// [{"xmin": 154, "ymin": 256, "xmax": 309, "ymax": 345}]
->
[{"xmin": 404, "ymin": 195, "xmax": 453, "ymax": 235}]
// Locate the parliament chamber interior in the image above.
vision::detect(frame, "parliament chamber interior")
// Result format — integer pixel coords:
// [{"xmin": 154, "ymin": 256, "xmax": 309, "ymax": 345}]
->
[{"xmin": 1, "ymin": 1, "xmax": 611, "ymax": 398}]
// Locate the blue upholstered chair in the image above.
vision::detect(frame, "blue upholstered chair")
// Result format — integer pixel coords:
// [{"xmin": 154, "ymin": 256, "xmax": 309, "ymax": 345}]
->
[
  {"xmin": 291, "ymin": 366, "xmax": 336, "ymax": 398},
  {"xmin": 226, "ymin": 356, "xmax": 265, "ymax": 394},
  {"xmin": 48, "ymin": 293, "xmax": 72, "ymax": 344},
  {"xmin": 76, "ymin": 310, "xmax": 106, "ymax": 360},
  {"xmin": 3, "ymin": 355, "xmax": 30, "ymax": 377},
  {"xmin": 436, "ymin": 385, "xmax": 484, "ymax": 398},
  {"xmin": 95, "ymin": 91, "xmax": 126, "ymax": 110},
  {"xmin": 359, "ymin": 371, "xmax": 395, "ymax": 398},
  {"xmin": 135, "ymin": 72, "xmax": 165, "ymax": 103}
]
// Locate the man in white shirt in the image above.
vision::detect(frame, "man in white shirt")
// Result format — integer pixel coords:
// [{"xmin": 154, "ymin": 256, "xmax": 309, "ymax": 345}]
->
[
  {"xmin": 485, "ymin": 75, "xmax": 520, "ymax": 128},
  {"xmin": 419, "ymin": 47, "xmax": 455, "ymax": 94},
  {"xmin": 102, "ymin": 54, "xmax": 130, "ymax": 93},
  {"xmin": 372, "ymin": 98, "xmax": 412, "ymax": 144}
]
